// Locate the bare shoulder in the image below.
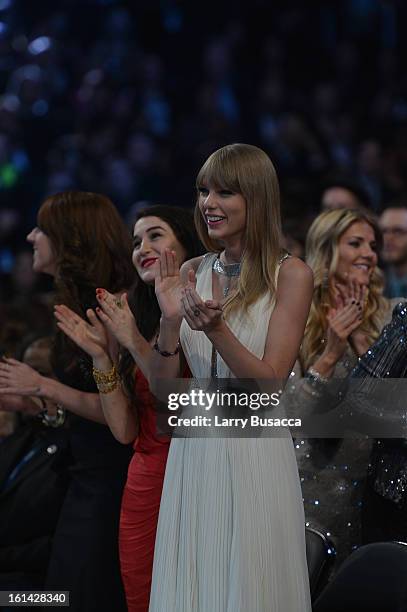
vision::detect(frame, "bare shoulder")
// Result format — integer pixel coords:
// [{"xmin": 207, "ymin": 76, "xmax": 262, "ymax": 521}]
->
[
  {"xmin": 278, "ymin": 257, "xmax": 314, "ymax": 284},
  {"xmin": 180, "ymin": 255, "xmax": 205, "ymax": 283},
  {"xmin": 277, "ymin": 256, "xmax": 314, "ymax": 294}
]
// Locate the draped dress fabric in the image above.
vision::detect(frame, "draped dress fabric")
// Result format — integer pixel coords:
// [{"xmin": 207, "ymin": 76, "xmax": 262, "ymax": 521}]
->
[
  {"xmin": 149, "ymin": 254, "xmax": 311, "ymax": 612},
  {"xmin": 120, "ymin": 369, "xmax": 170, "ymax": 612}
]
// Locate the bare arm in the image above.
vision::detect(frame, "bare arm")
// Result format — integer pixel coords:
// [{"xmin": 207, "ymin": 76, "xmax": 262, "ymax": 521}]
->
[
  {"xmin": 94, "ymin": 291, "xmax": 153, "ymax": 381},
  {"xmin": 180, "ymin": 257, "xmax": 313, "ymax": 379},
  {"xmin": 149, "ymin": 252, "xmax": 203, "ymax": 388},
  {"xmin": 202, "ymin": 258, "xmax": 314, "ymax": 379},
  {"xmin": 54, "ymin": 305, "xmax": 138, "ymax": 443},
  {"xmin": 0, "ymin": 359, "xmax": 105, "ymax": 423},
  {"xmin": 91, "ymin": 353, "xmax": 138, "ymax": 443},
  {"xmin": 37, "ymin": 376, "xmax": 106, "ymax": 423}
]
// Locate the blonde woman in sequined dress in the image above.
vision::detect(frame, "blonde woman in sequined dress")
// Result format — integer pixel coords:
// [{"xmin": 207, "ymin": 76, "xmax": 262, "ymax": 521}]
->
[{"xmin": 293, "ymin": 208, "xmax": 400, "ymax": 565}]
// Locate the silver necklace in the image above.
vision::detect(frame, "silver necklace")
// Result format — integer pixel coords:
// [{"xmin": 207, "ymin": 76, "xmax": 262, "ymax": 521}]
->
[
  {"xmin": 212, "ymin": 256, "xmax": 241, "ymax": 298},
  {"xmin": 211, "ymin": 256, "xmax": 241, "ymax": 377}
]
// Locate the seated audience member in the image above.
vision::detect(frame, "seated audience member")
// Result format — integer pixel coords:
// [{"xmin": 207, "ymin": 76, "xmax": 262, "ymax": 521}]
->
[
  {"xmin": 380, "ymin": 203, "xmax": 407, "ymax": 298},
  {"xmin": 320, "ymin": 178, "xmax": 372, "ymax": 213},
  {"xmin": 0, "ymin": 418, "xmax": 70, "ymax": 590},
  {"xmin": 0, "ymin": 336, "xmax": 70, "ymax": 590},
  {"xmin": 292, "ymin": 208, "xmax": 399, "ymax": 566}
]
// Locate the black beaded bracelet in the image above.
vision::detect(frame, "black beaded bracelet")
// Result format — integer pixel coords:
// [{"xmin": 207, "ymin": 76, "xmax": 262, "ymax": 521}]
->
[{"xmin": 153, "ymin": 336, "xmax": 180, "ymax": 357}]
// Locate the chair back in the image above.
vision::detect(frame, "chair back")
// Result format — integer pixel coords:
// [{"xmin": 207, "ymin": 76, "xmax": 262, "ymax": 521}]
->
[
  {"xmin": 313, "ymin": 541, "xmax": 407, "ymax": 612},
  {"xmin": 305, "ymin": 526, "xmax": 336, "ymax": 600}
]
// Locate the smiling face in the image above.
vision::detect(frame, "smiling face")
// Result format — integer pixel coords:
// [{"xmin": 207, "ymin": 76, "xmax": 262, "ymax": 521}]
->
[
  {"xmin": 198, "ymin": 184, "xmax": 247, "ymax": 250},
  {"xmin": 26, "ymin": 227, "xmax": 57, "ymax": 276},
  {"xmin": 334, "ymin": 220, "xmax": 378, "ymax": 286},
  {"xmin": 132, "ymin": 216, "xmax": 187, "ymax": 284}
]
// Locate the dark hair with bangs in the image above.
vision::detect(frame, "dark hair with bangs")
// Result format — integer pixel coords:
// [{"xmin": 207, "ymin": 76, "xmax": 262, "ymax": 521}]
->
[
  {"xmin": 119, "ymin": 205, "xmax": 204, "ymax": 400},
  {"xmin": 127, "ymin": 204, "xmax": 203, "ymax": 342}
]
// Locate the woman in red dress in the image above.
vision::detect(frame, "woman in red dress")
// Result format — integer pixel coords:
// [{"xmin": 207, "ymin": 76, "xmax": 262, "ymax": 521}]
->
[{"xmin": 55, "ymin": 205, "xmax": 201, "ymax": 612}]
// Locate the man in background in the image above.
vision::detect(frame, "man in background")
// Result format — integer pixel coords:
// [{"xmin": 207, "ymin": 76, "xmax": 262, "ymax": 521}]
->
[
  {"xmin": 321, "ymin": 178, "xmax": 372, "ymax": 212},
  {"xmin": 380, "ymin": 203, "xmax": 407, "ymax": 298}
]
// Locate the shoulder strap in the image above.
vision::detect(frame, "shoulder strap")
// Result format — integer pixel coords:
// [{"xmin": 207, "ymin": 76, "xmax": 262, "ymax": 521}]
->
[{"xmin": 278, "ymin": 252, "xmax": 292, "ymax": 266}]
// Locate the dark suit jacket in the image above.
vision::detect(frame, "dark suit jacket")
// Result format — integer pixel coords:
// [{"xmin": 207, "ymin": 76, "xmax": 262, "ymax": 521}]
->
[{"xmin": 0, "ymin": 421, "xmax": 71, "ymax": 581}]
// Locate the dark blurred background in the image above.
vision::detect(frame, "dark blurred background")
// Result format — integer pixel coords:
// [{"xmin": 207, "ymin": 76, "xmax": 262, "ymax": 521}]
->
[{"xmin": 0, "ymin": 0, "xmax": 406, "ymax": 305}]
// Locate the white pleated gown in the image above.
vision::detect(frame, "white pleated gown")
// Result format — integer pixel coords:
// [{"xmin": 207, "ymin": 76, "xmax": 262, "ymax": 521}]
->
[{"xmin": 149, "ymin": 255, "xmax": 311, "ymax": 612}]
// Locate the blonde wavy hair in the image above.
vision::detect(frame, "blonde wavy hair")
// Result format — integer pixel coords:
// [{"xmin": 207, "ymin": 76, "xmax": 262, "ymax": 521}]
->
[
  {"xmin": 194, "ymin": 143, "xmax": 283, "ymax": 314},
  {"xmin": 300, "ymin": 208, "xmax": 387, "ymax": 370}
]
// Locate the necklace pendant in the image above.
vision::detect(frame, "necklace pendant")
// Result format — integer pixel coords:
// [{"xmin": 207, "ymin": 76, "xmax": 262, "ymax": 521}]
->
[
  {"xmin": 213, "ymin": 255, "xmax": 240, "ymax": 300},
  {"xmin": 223, "ymin": 275, "xmax": 230, "ymax": 297}
]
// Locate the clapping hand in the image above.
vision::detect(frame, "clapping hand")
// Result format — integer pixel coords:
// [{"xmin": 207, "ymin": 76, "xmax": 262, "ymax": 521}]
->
[
  {"xmin": 95, "ymin": 290, "xmax": 140, "ymax": 352},
  {"xmin": 154, "ymin": 249, "xmax": 186, "ymax": 323},
  {"xmin": 334, "ymin": 281, "xmax": 370, "ymax": 355},
  {"xmin": 181, "ymin": 270, "xmax": 224, "ymax": 334},
  {"xmin": 0, "ymin": 358, "xmax": 43, "ymax": 397},
  {"xmin": 333, "ymin": 280, "xmax": 366, "ymax": 311},
  {"xmin": 324, "ymin": 281, "xmax": 365, "ymax": 361},
  {"xmin": 154, "ymin": 250, "xmax": 224, "ymax": 333},
  {"xmin": 54, "ymin": 304, "xmax": 110, "ymax": 360}
]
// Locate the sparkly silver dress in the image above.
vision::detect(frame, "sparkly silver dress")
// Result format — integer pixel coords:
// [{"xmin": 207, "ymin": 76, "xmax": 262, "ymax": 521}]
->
[
  {"xmin": 351, "ymin": 301, "xmax": 407, "ymax": 543},
  {"xmin": 292, "ymin": 298, "xmax": 400, "ymax": 566}
]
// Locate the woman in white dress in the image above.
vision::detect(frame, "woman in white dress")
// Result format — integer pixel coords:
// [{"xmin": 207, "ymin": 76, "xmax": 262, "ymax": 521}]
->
[{"xmin": 149, "ymin": 143, "xmax": 313, "ymax": 611}]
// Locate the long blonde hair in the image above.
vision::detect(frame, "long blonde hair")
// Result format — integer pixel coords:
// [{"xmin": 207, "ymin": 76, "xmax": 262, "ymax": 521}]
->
[
  {"xmin": 194, "ymin": 143, "xmax": 283, "ymax": 314},
  {"xmin": 301, "ymin": 208, "xmax": 387, "ymax": 369}
]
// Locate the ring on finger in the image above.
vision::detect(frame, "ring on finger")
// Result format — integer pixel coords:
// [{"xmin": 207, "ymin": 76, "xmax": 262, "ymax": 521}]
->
[
  {"xmin": 193, "ymin": 308, "xmax": 201, "ymax": 317},
  {"xmin": 115, "ymin": 299, "xmax": 123, "ymax": 309}
]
